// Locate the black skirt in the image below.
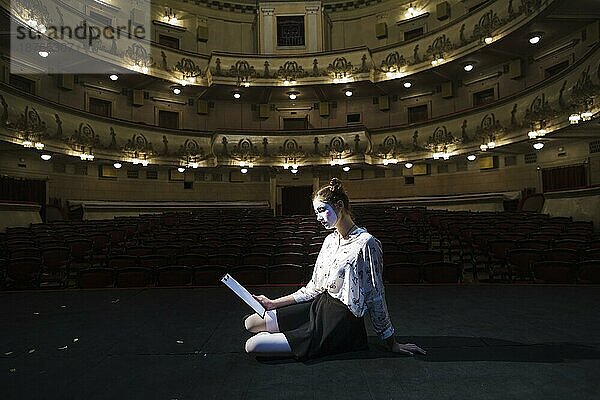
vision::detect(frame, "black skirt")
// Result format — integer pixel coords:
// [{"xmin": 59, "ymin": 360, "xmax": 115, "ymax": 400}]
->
[{"xmin": 277, "ymin": 292, "xmax": 368, "ymax": 361}]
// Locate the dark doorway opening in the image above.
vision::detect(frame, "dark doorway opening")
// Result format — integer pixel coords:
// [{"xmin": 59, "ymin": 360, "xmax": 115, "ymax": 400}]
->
[{"xmin": 281, "ymin": 186, "xmax": 313, "ymax": 216}]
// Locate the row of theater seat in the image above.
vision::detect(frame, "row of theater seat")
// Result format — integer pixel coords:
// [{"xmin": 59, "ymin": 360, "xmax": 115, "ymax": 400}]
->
[{"xmin": 1, "ymin": 207, "xmax": 599, "ymax": 289}]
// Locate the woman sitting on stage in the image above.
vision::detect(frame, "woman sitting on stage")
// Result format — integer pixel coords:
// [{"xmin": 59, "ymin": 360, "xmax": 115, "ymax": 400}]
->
[{"xmin": 244, "ymin": 178, "xmax": 426, "ymax": 360}]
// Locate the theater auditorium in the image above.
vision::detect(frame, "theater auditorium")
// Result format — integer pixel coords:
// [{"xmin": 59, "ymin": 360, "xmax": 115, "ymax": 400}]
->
[{"xmin": 0, "ymin": 0, "xmax": 599, "ymax": 398}]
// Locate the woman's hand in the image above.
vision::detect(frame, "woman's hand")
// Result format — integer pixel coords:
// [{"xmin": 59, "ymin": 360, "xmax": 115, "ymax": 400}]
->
[
  {"xmin": 252, "ymin": 294, "xmax": 277, "ymax": 311},
  {"xmin": 391, "ymin": 342, "xmax": 427, "ymax": 356}
]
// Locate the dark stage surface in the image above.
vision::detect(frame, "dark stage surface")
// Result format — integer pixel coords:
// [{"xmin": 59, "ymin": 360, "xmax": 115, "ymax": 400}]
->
[{"xmin": 2, "ymin": 285, "xmax": 599, "ymax": 400}]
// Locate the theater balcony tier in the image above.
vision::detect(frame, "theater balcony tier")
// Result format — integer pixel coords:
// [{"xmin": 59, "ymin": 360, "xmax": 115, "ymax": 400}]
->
[
  {"xmin": 2, "ymin": 0, "xmax": 561, "ymax": 87},
  {"xmin": 0, "ymin": 42, "xmax": 598, "ymax": 169}
]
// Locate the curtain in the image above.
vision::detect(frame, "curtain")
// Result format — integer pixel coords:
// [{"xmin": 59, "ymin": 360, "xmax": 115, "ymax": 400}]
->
[
  {"xmin": 542, "ymin": 164, "xmax": 587, "ymax": 192},
  {"xmin": 0, "ymin": 176, "xmax": 47, "ymax": 220}
]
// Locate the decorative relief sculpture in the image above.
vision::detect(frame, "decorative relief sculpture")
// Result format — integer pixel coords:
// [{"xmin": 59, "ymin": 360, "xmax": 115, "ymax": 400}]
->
[
  {"xmin": 174, "ymin": 58, "xmax": 204, "ymax": 82},
  {"xmin": 474, "ymin": 114, "xmax": 505, "ymax": 145},
  {"xmin": 278, "ymin": 138, "xmax": 306, "ymax": 166},
  {"xmin": 54, "ymin": 114, "xmax": 62, "ymax": 139},
  {"xmin": 426, "ymin": 126, "xmax": 458, "ymax": 154},
  {"xmin": 230, "ymin": 138, "xmax": 261, "ymax": 164},
  {"xmin": 276, "ymin": 61, "xmax": 307, "ymax": 81},
  {"xmin": 425, "ymin": 34, "xmax": 453, "ymax": 62},
  {"xmin": 472, "ymin": 10, "xmax": 503, "ymax": 41},
  {"xmin": 122, "ymin": 133, "xmax": 155, "ymax": 160},
  {"xmin": 523, "ymin": 93, "xmax": 557, "ymax": 127},
  {"xmin": 67, "ymin": 122, "xmax": 99, "ymax": 154},
  {"xmin": 177, "ymin": 138, "xmax": 205, "ymax": 165},
  {"xmin": 380, "ymin": 51, "xmax": 408, "ymax": 73}
]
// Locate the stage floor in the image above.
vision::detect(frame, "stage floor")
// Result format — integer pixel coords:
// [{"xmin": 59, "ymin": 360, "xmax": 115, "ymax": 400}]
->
[{"xmin": 2, "ymin": 284, "xmax": 599, "ymax": 400}]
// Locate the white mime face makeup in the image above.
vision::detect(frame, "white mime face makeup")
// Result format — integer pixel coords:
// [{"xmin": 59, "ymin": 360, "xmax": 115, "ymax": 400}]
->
[{"xmin": 313, "ymin": 199, "xmax": 338, "ymax": 229}]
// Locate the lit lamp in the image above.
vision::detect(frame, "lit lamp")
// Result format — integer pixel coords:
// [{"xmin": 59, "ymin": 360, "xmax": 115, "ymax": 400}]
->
[{"xmin": 569, "ymin": 114, "xmax": 581, "ymax": 124}]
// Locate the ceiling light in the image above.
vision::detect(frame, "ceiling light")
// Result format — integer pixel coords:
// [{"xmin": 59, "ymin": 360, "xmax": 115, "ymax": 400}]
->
[
  {"xmin": 34, "ymin": 142, "xmax": 44, "ymax": 150},
  {"xmin": 533, "ymin": 142, "xmax": 544, "ymax": 150},
  {"xmin": 172, "ymin": 86, "xmax": 182, "ymax": 95},
  {"xmin": 109, "ymin": 74, "xmax": 118, "ymax": 81},
  {"xmin": 480, "ymin": 144, "xmax": 488, "ymax": 151},
  {"xmin": 177, "ymin": 167, "xmax": 185, "ymax": 173},
  {"xmin": 487, "ymin": 141, "xmax": 496, "ymax": 149},
  {"xmin": 345, "ymin": 89, "xmax": 353, "ymax": 97},
  {"xmin": 113, "ymin": 162, "xmax": 122, "ymax": 169},
  {"xmin": 38, "ymin": 51, "xmax": 49, "ymax": 58},
  {"xmin": 342, "ymin": 166, "xmax": 350, "ymax": 172},
  {"xmin": 240, "ymin": 168, "xmax": 248, "ymax": 174},
  {"xmin": 40, "ymin": 154, "xmax": 51, "ymax": 161},
  {"xmin": 484, "ymin": 37, "xmax": 493, "ymax": 44},
  {"xmin": 529, "ymin": 35, "xmax": 541, "ymax": 44},
  {"xmin": 404, "ymin": 162, "xmax": 413, "ymax": 169},
  {"xmin": 233, "ymin": 92, "xmax": 241, "ymax": 99},
  {"xmin": 287, "ymin": 91, "xmax": 299, "ymax": 100},
  {"xmin": 403, "ymin": 81, "xmax": 412, "ymax": 88},
  {"xmin": 283, "ymin": 80, "xmax": 290, "ymax": 85},
  {"xmin": 291, "ymin": 168, "xmax": 298, "ymax": 174},
  {"xmin": 463, "ymin": 64, "xmax": 474, "ymax": 72},
  {"xmin": 467, "ymin": 154, "xmax": 476, "ymax": 161}
]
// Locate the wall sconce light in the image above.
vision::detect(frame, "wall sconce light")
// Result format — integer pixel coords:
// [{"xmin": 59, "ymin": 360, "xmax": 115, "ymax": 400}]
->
[
  {"xmin": 162, "ymin": 8, "xmax": 178, "ymax": 25},
  {"xmin": 405, "ymin": 4, "xmax": 421, "ymax": 19}
]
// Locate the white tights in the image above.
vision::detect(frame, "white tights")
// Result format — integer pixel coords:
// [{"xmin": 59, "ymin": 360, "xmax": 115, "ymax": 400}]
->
[{"xmin": 244, "ymin": 310, "xmax": 293, "ymax": 355}]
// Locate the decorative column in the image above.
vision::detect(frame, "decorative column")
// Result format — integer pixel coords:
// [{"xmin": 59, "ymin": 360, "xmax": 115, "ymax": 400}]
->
[
  {"xmin": 305, "ymin": 5, "xmax": 321, "ymax": 52},
  {"xmin": 269, "ymin": 167, "xmax": 278, "ymax": 216},
  {"xmin": 312, "ymin": 167, "xmax": 320, "ymax": 194},
  {"xmin": 258, "ymin": 7, "xmax": 276, "ymax": 54}
]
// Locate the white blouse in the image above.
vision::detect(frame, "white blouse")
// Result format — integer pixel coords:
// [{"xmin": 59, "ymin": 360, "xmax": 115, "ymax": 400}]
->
[{"xmin": 291, "ymin": 227, "xmax": 395, "ymax": 340}]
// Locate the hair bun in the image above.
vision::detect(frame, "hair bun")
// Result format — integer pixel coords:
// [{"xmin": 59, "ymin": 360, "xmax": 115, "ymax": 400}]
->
[{"xmin": 329, "ymin": 178, "xmax": 343, "ymax": 192}]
